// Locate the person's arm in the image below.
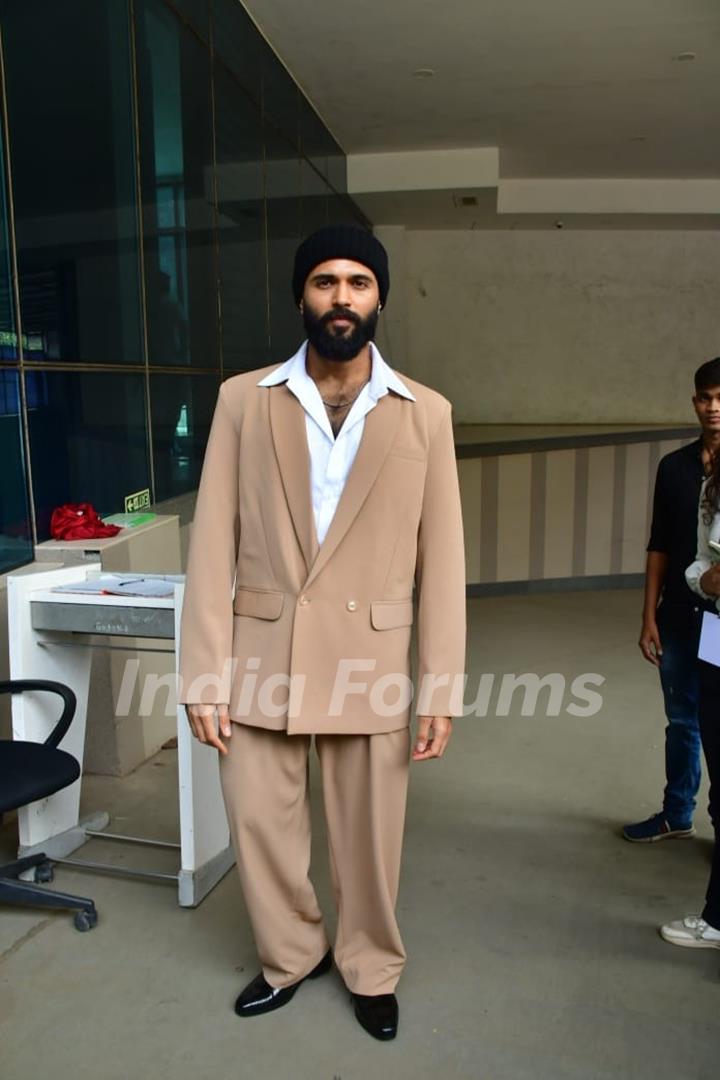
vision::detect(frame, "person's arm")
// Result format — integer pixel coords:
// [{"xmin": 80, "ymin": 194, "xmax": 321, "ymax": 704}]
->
[
  {"xmin": 178, "ymin": 383, "xmax": 241, "ymax": 755},
  {"xmin": 698, "ymin": 563, "xmax": 720, "ymax": 596},
  {"xmin": 639, "ymin": 457, "xmax": 671, "ymax": 666},
  {"xmin": 686, "ymin": 483, "xmax": 720, "ymax": 599},
  {"xmin": 413, "ymin": 401, "xmax": 466, "ymax": 761},
  {"xmin": 639, "ymin": 551, "xmax": 669, "ymax": 666}
]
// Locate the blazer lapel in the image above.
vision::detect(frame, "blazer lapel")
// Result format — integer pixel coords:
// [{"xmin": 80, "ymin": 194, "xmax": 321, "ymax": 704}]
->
[
  {"xmin": 269, "ymin": 385, "xmax": 318, "ymax": 573},
  {"xmin": 304, "ymin": 393, "xmax": 402, "ymax": 589}
]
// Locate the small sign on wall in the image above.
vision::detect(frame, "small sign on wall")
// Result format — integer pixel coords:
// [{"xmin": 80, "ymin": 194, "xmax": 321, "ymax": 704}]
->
[{"xmin": 124, "ymin": 488, "xmax": 151, "ymax": 514}]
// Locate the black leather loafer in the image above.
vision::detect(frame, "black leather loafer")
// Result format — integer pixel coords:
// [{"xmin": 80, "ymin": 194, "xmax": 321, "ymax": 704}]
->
[
  {"xmin": 351, "ymin": 992, "xmax": 398, "ymax": 1040},
  {"xmin": 234, "ymin": 950, "xmax": 332, "ymax": 1017}
]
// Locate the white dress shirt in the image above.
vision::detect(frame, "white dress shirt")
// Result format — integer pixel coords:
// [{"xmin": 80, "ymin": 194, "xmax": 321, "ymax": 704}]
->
[{"xmin": 257, "ymin": 341, "xmax": 415, "ymax": 545}]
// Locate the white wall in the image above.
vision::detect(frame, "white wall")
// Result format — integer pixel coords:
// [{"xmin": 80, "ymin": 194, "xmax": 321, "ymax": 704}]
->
[{"xmin": 381, "ymin": 229, "xmax": 720, "ymax": 424}]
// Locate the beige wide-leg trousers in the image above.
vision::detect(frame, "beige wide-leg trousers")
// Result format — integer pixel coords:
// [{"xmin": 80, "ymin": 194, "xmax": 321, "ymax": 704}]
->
[{"xmin": 219, "ymin": 722, "xmax": 411, "ymax": 996}]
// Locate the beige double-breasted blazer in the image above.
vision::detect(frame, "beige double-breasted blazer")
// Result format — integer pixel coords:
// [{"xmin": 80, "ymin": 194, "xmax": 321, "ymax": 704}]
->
[{"xmin": 178, "ymin": 359, "xmax": 467, "ymax": 735}]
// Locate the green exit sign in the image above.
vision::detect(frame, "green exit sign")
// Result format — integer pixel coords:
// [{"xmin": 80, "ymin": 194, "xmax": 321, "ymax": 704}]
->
[{"xmin": 124, "ymin": 488, "xmax": 151, "ymax": 513}]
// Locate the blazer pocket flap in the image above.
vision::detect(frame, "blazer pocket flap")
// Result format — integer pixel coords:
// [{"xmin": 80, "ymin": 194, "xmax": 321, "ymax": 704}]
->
[
  {"xmin": 233, "ymin": 587, "xmax": 284, "ymax": 620},
  {"xmin": 371, "ymin": 599, "xmax": 414, "ymax": 630}
]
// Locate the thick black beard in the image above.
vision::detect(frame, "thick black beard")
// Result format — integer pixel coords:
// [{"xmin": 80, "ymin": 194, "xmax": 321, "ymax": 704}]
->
[{"xmin": 302, "ymin": 305, "xmax": 378, "ymax": 361}]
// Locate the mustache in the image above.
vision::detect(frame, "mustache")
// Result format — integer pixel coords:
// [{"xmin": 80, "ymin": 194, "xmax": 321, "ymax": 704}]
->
[{"xmin": 320, "ymin": 307, "xmax": 361, "ymax": 327}]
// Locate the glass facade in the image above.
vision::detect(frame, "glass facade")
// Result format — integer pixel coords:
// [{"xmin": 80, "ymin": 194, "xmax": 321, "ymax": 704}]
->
[
  {"xmin": 0, "ymin": 371, "xmax": 33, "ymax": 573},
  {"xmin": 26, "ymin": 369, "xmax": 150, "ymax": 538},
  {"xmin": 3, "ymin": 1, "xmax": 143, "ymax": 367},
  {"xmin": 0, "ymin": 79, "xmax": 33, "ymax": 573},
  {"xmin": 136, "ymin": 0, "xmax": 219, "ymax": 369},
  {"xmin": 0, "ymin": 0, "xmax": 368, "ymax": 570}
]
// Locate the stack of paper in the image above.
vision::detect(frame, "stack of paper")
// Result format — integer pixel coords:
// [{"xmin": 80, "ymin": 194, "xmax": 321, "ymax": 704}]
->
[{"xmin": 50, "ymin": 574, "xmax": 184, "ymax": 599}]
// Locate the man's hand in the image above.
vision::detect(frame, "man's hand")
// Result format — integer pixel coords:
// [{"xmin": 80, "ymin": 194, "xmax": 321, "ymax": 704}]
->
[
  {"xmin": 638, "ymin": 618, "xmax": 663, "ymax": 667},
  {"xmin": 412, "ymin": 715, "xmax": 452, "ymax": 761},
  {"xmin": 700, "ymin": 564, "xmax": 720, "ymax": 598},
  {"xmin": 186, "ymin": 703, "xmax": 231, "ymax": 755}
]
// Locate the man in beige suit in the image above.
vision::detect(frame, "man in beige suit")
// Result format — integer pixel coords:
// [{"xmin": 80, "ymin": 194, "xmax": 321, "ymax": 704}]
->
[{"xmin": 179, "ymin": 225, "xmax": 466, "ymax": 1041}]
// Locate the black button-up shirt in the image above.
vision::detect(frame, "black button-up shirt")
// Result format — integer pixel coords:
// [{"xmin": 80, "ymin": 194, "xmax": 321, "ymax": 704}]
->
[{"xmin": 647, "ymin": 437, "xmax": 713, "ymax": 611}]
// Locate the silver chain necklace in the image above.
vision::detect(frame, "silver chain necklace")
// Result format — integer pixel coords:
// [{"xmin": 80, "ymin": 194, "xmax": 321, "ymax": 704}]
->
[{"xmin": 320, "ymin": 378, "xmax": 370, "ymax": 410}]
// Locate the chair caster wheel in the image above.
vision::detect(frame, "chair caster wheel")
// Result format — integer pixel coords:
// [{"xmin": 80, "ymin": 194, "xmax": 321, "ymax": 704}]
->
[
  {"xmin": 34, "ymin": 861, "xmax": 54, "ymax": 884},
  {"xmin": 74, "ymin": 908, "xmax": 98, "ymax": 932}
]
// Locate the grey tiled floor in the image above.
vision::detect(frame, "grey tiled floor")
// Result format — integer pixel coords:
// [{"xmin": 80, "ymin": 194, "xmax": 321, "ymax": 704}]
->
[{"xmin": 1, "ymin": 590, "xmax": 718, "ymax": 1079}]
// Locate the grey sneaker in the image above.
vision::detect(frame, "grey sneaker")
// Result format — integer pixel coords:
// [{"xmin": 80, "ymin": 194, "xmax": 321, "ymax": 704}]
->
[{"xmin": 660, "ymin": 914, "xmax": 720, "ymax": 949}]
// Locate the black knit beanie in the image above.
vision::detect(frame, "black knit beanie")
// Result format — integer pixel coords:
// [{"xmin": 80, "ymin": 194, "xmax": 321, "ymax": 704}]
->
[{"xmin": 292, "ymin": 224, "xmax": 390, "ymax": 307}]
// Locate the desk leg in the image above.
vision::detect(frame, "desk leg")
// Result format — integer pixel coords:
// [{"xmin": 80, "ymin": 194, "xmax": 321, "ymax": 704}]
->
[{"xmin": 174, "ymin": 584, "xmax": 234, "ymax": 907}]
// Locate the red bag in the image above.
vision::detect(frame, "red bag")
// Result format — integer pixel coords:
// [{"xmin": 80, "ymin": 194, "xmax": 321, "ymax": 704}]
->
[{"xmin": 50, "ymin": 503, "xmax": 122, "ymax": 541}]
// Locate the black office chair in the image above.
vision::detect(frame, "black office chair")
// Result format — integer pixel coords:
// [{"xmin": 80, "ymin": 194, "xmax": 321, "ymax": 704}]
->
[{"xmin": 0, "ymin": 679, "xmax": 98, "ymax": 931}]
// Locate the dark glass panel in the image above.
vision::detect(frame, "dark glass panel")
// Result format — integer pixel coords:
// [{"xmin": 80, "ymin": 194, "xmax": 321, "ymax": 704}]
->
[
  {"xmin": 326, "ymin": 143, "xmax": 348, "ymax": 198},
  {"xmin": 26, "ymin": 370, "xmax": 150, "ymax": 539},
  {"xmin": 150, "ymin": 372, "xmax": 217, "ymax": 501},
  {"xmin": 2, "ymin": 0, "xmax": 142, "ymax": 364},
  {"xmin": 328, "ymin": 192, "xmax": 371, "ymax": 229},
  {"xmin": 0, "ymin": 122, "xmax": 33, "ymax": 569},
  {"xmin": 0, "ymin": 370, "xmax": 33, "ymax": 572},
  {"xmin": 0, "ymin": 110, "xmax": 17, "ymax": 362},
  {"xmin": 210, "ymin": 0, "xmax": 262, "ymax": 107},
  {"xmin": 299, "ymin": 99, "xmax": 329, "ymax": 182},
  {"xmin": 300, "ymin": 160, "xmax": 328, "ymax": 236},
  {"xmin": 299, "ymin": 97, "xmax": 346, "ymax": 194},
  {"xmin": 261, "ymin": 40, "xmax": 299, "ymax": 149},
  {"xmin": 169, "ymin": 0, "xmax": 209, "ymax": 42},
  {"xmin": 264, "ymin": 126, "xmax": 301, "ymax": 365},
  {"xmin": 136, "ymin": 0, "xmax": 219, "ymax": 367},
  {"xmin": 213, "ymin": 64, "xmax": 266, "ymax": 372}
]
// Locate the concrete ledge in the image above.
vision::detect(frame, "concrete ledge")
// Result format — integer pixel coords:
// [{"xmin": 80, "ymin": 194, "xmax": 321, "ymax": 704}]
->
[
  {"xmin": 456, "ymin": 426, "xmax": 697, "ymax": 459},
  {"xmin": 467, "ymin": 573, "xmax": 644, "ymax": 597}
]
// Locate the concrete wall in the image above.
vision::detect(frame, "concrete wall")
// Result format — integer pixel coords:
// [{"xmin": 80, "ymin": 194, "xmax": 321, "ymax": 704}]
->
[{"xmin": 375, "ymin": 227, "xmax": 720, "ymax": 424}]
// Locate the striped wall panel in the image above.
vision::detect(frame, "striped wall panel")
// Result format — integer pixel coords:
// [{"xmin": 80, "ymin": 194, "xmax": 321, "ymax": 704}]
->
[{"xmin": 458, "ymin": 437, "xmax": 688, "ymax": 587}]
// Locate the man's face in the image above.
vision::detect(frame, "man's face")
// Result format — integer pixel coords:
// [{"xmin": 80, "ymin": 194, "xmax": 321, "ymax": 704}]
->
[
  {"xmin": 301, "ymin": 258, "xmax": 380, "ymax": 361},
  {"xmin": 693, "ymin": 385, "xmax": 720, "ymax": 435}
]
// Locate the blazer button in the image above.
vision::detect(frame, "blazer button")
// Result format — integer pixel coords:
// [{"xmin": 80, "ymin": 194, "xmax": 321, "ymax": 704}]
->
[
  {"xmin": 346, "ymin": 600, "xmax": 357, "ymax": 612},
  {"xmin": 299, "ymin": 594, "xmax": 310, "ymax": 606}
]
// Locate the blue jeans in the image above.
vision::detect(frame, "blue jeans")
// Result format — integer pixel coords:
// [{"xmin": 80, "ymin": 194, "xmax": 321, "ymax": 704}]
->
[{"xmin": 656, "ymin": 604, "xmax": 703, "ymax": 824}]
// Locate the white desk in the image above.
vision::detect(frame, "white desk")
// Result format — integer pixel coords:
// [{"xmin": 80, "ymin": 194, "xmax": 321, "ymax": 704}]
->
[{"xmin": 7, "ymin": 563, "xmax": 234, "ymax": 907}]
